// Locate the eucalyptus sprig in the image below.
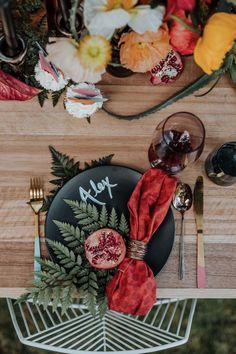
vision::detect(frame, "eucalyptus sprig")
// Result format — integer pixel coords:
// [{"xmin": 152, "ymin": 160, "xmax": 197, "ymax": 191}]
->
[{"xmin": 18, "ymin": 201, "xmax": 130, "ymax": 317}]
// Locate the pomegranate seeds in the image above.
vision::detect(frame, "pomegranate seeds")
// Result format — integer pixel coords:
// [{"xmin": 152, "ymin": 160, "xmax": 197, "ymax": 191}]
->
[
  {"xmin": 84, "ymin": 228, "xmax": 126, "ymax": 269},
  {"xmin": 150, "ymin": 50, "xmax": 183, "ymax": 85}
]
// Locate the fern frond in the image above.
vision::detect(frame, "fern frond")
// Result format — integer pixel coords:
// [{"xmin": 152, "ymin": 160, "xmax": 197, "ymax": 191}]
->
[
  {"xmin": 118, "ymin": 213, "xmax": 129, "ymax": 237},
  {"xmin": 84, "ymin": 154, "xmax": 114, "ymax": 170},
  {"xmin": 53, "ymin": 220, "xmax": 85, "ymax": 248},
  {"xmin": 99, "ymin": 205, "xmax": 108, "ymax": 227},
  {"xmin": 46, "ymin": 239, "xmax": 80, "ymax": 269},
  {"xmin": 64, "ymin": 200, "xmax": 100, "ymax": 232},
  {"xmin": 108, "ymin": 208, "xmax": 118, "ymax": 229}
]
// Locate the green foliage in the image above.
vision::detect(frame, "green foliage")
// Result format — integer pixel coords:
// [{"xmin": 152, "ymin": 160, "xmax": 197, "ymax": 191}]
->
[
  {"xmin": 42, "ymin": 146, "xmax": 114, "ymax": 212},
  {"xmin": 99, "ymin": 205, "xmax": 109, "ymax": 227},
  {"xmin": 118, "ymin": 213, "xmax": 130, "ymax": 237},
  {"xmin": 97, "ymin": 296, "xmax": 108, "ymax": 318},
  {"xmin": 108, "ymin": 208, "xmax": 118, "ymax": 229},
  {"xmin": 53, "ymin": 220, "xmax": 85, "ymax": 249},
  {"xmin": 229, "ymin": 43, "xmax": 236, "ymax": 84},
  {"xmin": 64, "ymin": 199, "xmax": 100, "ymax": 232},
  {"xmin": 52, "ymin": 89, "xmax": 65, "ymax": 107},
  {"xmin": 69, "ymin": 0, "xmax": 80, "ymax": 41},
  {"xmin": 20, "ymin": 201, "xmax": 129, "ymax": 317},
  {"xmin": 64, "ymin": 200, "xmax": 130, "ymax": 239},
  {"xmin": 46, "ymin": 239, "xmax": 81, "ymax": 269},
  {"xmin": 49, "ymin": 145, "xmax": 81, "ymax": 179},
  {"xmin": 216, "ymin": 0, "xmax": 236, "ymax": 12},
  {"xmin": 84, "ymin": 154, "xmax": 114, "ymax": 170},
  {"xmin": 38, "ymin": 90, "xmax": 48, "ymax": 107},
  {"xmin": 0, "ymin": 1, "xmax": 51, "ymax": 89}
]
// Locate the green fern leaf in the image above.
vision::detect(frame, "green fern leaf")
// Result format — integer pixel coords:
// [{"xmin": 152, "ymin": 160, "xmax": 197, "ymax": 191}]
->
[
  {"xmin": 108, "ymin": 208, "xmax": 118, "ymax": 229},
  {"xmin": 46, "ymin": 239, "xmax": 77, "ymax": 269},
  {"xmin": 84, "ymin": 154, "xmax": 114, "ymax": 170},
  {"xmin": 61, "ymin": 284, "xmax": 77, "ymax": 315},
  {"xmin": 52, "ymin": 89, "xmax": 65, "ymax": 107},
  {"xmin": 99, "ymin": 205, "xmax": 108, "ymax": 227},
  {"xmin": 64, "ymin": 200, "xmax": 100, "ymax": 231},
  {"xmin": 36, "ymin": 258, "xmax": 67, "ymax": 275},
  {"xmin": 52, "ymin": 287, "xmax": 62, "ymax": 312},
  {"xmin": 49, "ymin": 146, "xmax": 81, "ymax": 179},
  {"xmin": 98, "ymin": 296, "xmax": 108, "ymax": 318},
  {"xmin": 83, "ymin": 292, "xmax": 97, "ymax": 318},
  {"xmin": 53, "ymin": 220, "xmax": 85, "ymax": 248},
  {"xmin": 41, "ymin": 195, "xmax": 54, "ymax": 212},
  {"xmin": 118, "ymin": 213, "xmax": 130, "ymax": 236},
  {"xmin": 38, "ymin": 89, "xmax": 48, "ymax": 107}
]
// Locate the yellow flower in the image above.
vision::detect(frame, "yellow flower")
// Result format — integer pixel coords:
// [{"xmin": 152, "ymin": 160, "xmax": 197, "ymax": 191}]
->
[
  {"xmin": 106, "ymin": 0, "xmax": 138, "ymax": 10},
  {"xmin": 79, "ymin": 35, "xmax": 112, "ymax": 71},
  {"xmin": 194, "ymin": 12, "xmax": 236, "ymax": 75}
]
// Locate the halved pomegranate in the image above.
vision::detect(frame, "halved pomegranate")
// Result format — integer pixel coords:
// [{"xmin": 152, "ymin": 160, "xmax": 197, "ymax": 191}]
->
[
  {"xmin": 150, "ymin": 49, "xmax": 183, "ymax": 85},
  {"xmin": 84, "ymin": 228, "xmax": 126, "ymax": 269}
]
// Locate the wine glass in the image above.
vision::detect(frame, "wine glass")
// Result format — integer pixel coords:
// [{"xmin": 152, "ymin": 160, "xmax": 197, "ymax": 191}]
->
[{"xmin": 148, "ymin": 112, "xmax": 205, "ymax": 174}]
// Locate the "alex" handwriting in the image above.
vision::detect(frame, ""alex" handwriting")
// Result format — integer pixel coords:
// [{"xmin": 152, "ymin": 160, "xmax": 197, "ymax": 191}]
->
[{"xmin": 79, "ymin": 176, "xmax": 118, "ymax": 205}]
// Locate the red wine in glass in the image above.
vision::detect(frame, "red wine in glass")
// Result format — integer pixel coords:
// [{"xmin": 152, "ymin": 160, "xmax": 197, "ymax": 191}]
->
[{"xmin": 148, "ymin": 112, "xmax": 205, "ymax": 174}]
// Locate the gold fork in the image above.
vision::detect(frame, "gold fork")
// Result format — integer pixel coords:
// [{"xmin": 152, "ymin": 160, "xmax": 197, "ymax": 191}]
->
[{"xmin": 29, "ymin": 178, "xmax": 44, "ymax": 276}]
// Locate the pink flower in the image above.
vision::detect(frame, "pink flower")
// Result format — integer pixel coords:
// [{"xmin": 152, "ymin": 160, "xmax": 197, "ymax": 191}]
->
[{"xmin": 169, "ymin": 10, "xmax": 200, "ymax": 55}]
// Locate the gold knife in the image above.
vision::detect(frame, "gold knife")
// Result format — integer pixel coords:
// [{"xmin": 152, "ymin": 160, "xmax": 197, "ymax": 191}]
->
[{"xmin": 193, "ymin": 176, "xmax": 206, "ymax": 288}]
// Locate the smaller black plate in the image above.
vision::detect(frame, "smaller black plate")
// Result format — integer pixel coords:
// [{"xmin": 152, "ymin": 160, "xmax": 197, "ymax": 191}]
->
[{"xmin": 45, "ymin": 165, "xmax": 175, "ymax": 275}]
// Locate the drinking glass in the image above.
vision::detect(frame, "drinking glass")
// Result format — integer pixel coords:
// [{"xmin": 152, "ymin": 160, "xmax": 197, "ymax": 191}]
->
[
  {"xmin": 148, "ymin": 112, "xmax": 205, "ymax": 174},
  {"xmin": 205, "ymin": 142, "xmax": 236, "ymax": 186}
]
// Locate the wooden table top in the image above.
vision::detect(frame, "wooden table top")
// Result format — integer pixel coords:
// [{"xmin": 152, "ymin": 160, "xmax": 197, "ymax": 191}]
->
[{"xmin": 0, "ymin": 58, "xmax": 236, "ymax": 299}]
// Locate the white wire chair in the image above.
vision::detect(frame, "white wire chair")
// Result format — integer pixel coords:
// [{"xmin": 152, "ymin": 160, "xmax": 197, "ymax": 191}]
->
[{"xmin": 7, "ymin": 298, "xmax": 197, "ymax": 354}]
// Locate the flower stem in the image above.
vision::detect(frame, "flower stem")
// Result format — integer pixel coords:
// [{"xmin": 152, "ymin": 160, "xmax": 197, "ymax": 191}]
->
[{"xmin": 170, "ymin": 14, "xmax": 200, "ymax": 34}]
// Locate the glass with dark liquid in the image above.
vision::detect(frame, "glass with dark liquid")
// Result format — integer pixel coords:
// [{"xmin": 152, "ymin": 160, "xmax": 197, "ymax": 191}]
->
[
  {"xmin": 148, "ymin": 112, "xmax": 205, "ymax": 174},
  {"xmin": 205, "ymin": 142, "xmax": 236, "ymax": 186}
]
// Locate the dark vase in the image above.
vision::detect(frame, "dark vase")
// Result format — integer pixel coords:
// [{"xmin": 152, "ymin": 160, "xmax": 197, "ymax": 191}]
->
[
  {"xmin": 107, "ymin": 27, "xmax": 134, "ymax": 78},
  {"xmin": 106, "ymin": 64, "xmax": 133, "ymax": 78}
]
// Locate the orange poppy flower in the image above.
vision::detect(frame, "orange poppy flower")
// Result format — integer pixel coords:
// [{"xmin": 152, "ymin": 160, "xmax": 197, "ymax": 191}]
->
[{"xmin": 119, "ymin": 24, "xmax": 171, "ymax": 72}]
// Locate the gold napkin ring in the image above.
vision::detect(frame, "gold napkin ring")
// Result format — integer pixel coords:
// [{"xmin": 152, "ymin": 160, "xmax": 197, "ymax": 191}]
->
[{"xmin": 126, "ymin": 240, "xmax": 147, "ymax": 260}]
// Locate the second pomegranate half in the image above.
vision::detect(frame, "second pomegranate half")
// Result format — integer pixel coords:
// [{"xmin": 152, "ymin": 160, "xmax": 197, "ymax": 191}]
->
[{"xmin": 84, "ymin": 228, "xmax": 126, "ymax": 269}]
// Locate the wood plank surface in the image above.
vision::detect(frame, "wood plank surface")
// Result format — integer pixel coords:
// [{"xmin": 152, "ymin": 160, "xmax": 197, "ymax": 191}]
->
[{"xmin": 0, "ymin": 57, "xmax": 236, "ymax": 298}]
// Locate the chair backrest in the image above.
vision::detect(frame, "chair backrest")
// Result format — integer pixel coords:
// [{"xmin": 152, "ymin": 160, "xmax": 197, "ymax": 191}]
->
[{"xmin": 7, "ymin": 298, "xmax": 197, "ymax": 354}]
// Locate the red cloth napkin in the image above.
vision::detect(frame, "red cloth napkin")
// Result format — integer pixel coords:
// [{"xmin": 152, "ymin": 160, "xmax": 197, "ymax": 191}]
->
[{"xmin": 106, "ymin": 168, "xmax": 177, "ymax": 315}]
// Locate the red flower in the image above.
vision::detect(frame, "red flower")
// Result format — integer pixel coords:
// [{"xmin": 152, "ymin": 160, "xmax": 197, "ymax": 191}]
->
[
  {"xmin": 169, "ymin": 10, "xmax": 200, "ymax": 55},
  {"xmin": 166, "ymin": 0, "xmax": 196, "ymax": 17}
]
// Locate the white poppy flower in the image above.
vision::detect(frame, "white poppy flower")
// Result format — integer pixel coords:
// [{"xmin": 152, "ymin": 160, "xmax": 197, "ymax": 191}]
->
[
  {"xmin": 128, "ymin": 6, "xmax": 165, "ymax": 34},
  {"xmin": 46, "ymin": 38, "xmax": 106, "ymax": 84},
  {"xmin": 84, "ymin": 0, "xmax": 165, "ymax": 38}
]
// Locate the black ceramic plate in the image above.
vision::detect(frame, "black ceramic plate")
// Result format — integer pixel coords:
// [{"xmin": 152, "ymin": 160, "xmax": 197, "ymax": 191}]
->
[{"xmin": 45, "ymin": 165, "xmax": 175, "ymax": 276}]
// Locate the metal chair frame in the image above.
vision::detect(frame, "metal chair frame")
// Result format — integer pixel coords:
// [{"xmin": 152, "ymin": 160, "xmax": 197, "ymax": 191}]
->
[{"xmin": 7, "ymin": 298, "xmax": 197, "ymax": 354}]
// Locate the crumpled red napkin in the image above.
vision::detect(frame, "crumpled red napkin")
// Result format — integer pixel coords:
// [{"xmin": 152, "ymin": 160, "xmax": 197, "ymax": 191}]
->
[{"xmin": 106, "ymin": 168, "xmax": 177, "ymax": 315}]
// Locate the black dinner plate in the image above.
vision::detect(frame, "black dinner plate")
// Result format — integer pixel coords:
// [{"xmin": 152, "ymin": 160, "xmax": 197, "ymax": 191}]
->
[{"xmin": 45, "ymin": 165, "xmax": 175, "ymax": 276}]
